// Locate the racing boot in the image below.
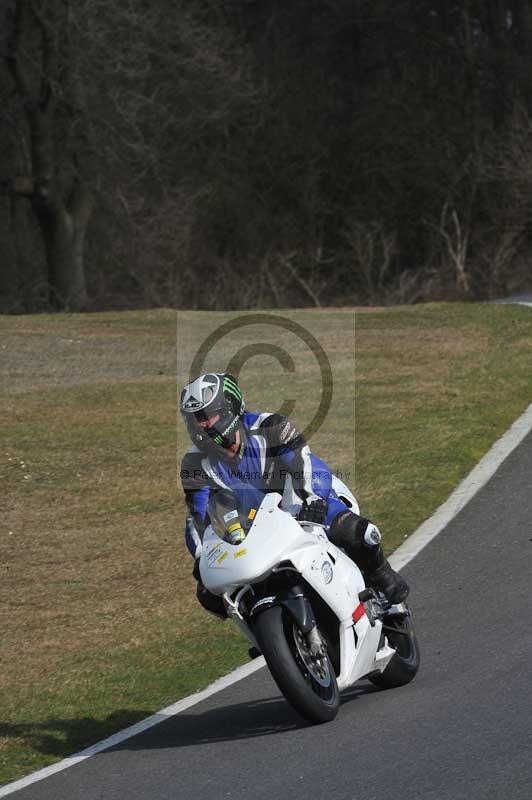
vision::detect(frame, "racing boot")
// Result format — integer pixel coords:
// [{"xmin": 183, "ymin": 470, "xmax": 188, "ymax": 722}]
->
[{"xmin": 365, "ymin": 546, "xmax": 409, "ymax": 604}]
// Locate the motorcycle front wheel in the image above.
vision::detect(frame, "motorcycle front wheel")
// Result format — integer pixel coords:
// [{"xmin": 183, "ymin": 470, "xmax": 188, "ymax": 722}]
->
[{"xmin": 253, "ymin": 605, "xmax": 339, "ymax": 724}]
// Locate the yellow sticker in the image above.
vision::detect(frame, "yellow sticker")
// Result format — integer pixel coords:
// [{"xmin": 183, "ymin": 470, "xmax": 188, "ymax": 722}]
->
[
  {"xmin": 217, "ymin": 551, "xmax": 228, "ymax": 564},
  {"xmin": 247, "ymin": 508, "xmax": 257, "ymax": 520},
  {"xmin": 233, "ymin": 548, "xmax": 247, "ymax": 559},
  {"xmin": 227, "ymin": 522, "xmax": 242, "ymax": 533}
]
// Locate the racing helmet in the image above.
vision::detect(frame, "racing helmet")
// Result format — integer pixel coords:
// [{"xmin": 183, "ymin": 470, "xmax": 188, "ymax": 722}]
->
[{"xmin": 180, "ymin": 373, "xmax": 246, "ymax": 461}]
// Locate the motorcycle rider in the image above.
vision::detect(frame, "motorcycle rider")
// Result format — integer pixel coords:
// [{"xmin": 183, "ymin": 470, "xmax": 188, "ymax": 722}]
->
[{"xmin": 180, "ymin": 372, "xmax": 409, "ymax": 617}]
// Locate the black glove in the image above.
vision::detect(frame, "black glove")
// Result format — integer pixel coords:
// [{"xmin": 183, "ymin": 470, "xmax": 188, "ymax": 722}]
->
[{"xmin": 298, "ymin": 498, "xmax": 327, "ymax": 524}]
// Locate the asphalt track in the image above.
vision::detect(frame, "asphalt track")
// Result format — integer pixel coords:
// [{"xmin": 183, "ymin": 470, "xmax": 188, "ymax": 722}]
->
[{"xmin": 11, "ymin": 431, "xmax": 532, "ymax": 800}]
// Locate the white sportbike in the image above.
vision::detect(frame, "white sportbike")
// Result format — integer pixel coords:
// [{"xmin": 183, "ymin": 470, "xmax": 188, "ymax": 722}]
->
[{"xmin": 200, "ymin": 484, "xmax": 420, "ymax": 724}]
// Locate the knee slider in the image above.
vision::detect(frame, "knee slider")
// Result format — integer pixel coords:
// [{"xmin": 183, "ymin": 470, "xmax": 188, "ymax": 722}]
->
[{"xmin": 362, "ymin": 521, "xmax": 382, "ymax": 548}]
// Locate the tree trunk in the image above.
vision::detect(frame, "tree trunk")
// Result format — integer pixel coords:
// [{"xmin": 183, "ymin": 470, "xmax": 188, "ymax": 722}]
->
[
  {"xmin": 6, "ymin": 0, "xmax": 93, "ymax": 311},
  {"xmin": 33, "ymin": 180, "xmax": 92, "ymax": 310}
]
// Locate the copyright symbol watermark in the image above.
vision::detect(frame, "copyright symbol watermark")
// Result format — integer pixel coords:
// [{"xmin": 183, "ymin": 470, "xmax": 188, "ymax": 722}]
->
[{"xmin": 186, "ymin": 313, "xmax": 333, "ymax": 441}]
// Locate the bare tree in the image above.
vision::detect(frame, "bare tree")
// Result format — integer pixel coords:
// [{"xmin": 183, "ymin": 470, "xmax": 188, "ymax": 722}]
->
[
  {"xmin": 435, "ymin": 202, "xmax": 471, "ymax": 295},
  {"xmin": 344, "ymin": 220, "xmax": 397, "ymax": 304},
  {"xmin": 2, "ymin": 0, "xmax": 93, "ymax": 309}
]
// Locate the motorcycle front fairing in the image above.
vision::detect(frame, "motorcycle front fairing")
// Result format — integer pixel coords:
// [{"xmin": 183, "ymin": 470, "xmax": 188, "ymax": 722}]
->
[
  {"xmin": 199, "ymin": 492, "xmax": 318, "ymax": 594},
  {"xmin": 200, "ymin": 493, "xmax": 355, "ymax": 619}
]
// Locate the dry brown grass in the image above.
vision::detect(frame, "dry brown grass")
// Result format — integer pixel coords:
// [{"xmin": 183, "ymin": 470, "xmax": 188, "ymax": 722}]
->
[{"xmin": 1, "ymin": 312, "xmax": 188, "ymax": 707}]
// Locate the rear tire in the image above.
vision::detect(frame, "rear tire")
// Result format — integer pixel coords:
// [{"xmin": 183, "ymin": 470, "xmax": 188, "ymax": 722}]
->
[
  {"xmin": 369, "ymin": 610, "xmax": 420, "ymax": 689},
  {"xmin": 254, "ymin": 605, "xmax": 339, "ymax": 724}
]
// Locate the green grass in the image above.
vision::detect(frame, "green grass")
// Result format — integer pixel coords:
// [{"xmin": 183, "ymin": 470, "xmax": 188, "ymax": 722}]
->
[{"xmin": 1, "ymin": 303, "xmax": 532, "ymax": 784}]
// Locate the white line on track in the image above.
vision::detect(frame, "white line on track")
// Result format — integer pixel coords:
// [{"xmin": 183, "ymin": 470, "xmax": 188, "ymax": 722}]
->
[{"xmin": 3, "ymin": 410, "xmax": 532, "ymax": 795}]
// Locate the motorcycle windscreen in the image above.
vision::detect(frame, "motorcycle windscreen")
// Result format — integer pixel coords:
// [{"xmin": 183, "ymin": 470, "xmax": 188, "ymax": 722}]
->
[{"xmin": 207, "ymin": 483, "xmax": 265, "ymax": 543}]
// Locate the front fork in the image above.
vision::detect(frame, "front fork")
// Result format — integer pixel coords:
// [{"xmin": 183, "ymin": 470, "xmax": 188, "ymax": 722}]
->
[
  {"xmin": 251, "ymin": 585, "xmax": 328, "ymax": 658},
  {"xmin": 225, "ymin": 584, "xmax": 325, "ymax": 657}
]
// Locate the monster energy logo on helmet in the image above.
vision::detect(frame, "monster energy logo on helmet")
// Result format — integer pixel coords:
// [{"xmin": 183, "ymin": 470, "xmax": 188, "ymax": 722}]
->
[{"xmin": 223, "ymin": 376, "xmax": 242, "ymax": 402}]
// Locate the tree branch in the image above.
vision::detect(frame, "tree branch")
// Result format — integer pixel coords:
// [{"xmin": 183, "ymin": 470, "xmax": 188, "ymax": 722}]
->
[{"xmin": 279, "ymin": 252, "xmax": 322, "ymax": 308}]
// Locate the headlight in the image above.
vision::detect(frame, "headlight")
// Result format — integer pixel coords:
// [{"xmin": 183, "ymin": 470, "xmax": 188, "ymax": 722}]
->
[{"xmin": 321, "ymin": 560, "xmax": 333, "ymax": 584}]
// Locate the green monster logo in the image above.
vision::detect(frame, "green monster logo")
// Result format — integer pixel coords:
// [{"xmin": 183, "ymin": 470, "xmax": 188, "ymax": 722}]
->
[{"xmin": 223, "ymin": 376, "xmax": 242, "ymax": 402}]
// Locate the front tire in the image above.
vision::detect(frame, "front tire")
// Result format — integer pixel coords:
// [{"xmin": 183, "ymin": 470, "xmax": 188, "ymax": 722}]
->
[
  {"xmin": 369, "ymin": 610, "xmax": 420, "ymax": 689},
  {"xmin": 254, "ymin": 605, "xmax": 339, "ymax": 724}
]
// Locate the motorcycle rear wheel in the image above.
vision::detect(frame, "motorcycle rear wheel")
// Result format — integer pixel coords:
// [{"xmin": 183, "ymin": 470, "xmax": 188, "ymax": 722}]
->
[
  {"xmin": 369, "ymin": 610, "xmax": 420, "ymax": 689},
  {"xmin": 254, "ymin": 605, "xmax": 339, "ymax": 724}
]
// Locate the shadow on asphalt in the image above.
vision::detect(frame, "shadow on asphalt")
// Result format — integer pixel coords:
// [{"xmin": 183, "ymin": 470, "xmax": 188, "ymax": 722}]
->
[
  {"xmin": 115, "ymin": 682, "xmax": 377, "ymax": 752},
  {"xmin": 0, "ymin": 683, "xmax": 377, "ymax": 763}
]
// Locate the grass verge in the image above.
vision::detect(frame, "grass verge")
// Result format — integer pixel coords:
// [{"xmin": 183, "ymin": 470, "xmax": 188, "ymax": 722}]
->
[{"xmin": 1, "ymin": 303, "xmax": 531, "ymax": 784}]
